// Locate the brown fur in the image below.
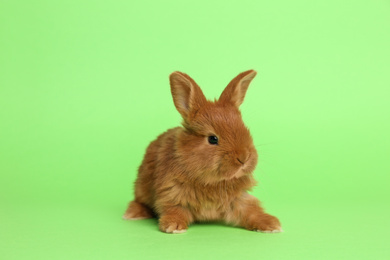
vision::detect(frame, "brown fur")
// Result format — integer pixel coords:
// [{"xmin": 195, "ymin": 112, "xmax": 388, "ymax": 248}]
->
[{"xmin": 123, "ymin": 70, "xmax": 282, "ymax": 233}]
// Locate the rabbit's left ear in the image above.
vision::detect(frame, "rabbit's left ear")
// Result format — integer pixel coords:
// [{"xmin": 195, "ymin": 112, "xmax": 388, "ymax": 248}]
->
[
  {"xmin": 170, "ymin": 71, "xmax": 207, "ymax": 120},
  {"xmin": 219, "ymin": 70, "xmax": 257, "ymax": 107}
]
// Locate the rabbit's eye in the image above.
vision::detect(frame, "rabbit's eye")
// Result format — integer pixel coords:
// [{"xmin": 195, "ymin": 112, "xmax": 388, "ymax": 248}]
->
[{"xmin": 208, "ymin": 136, "xmax": 218, "ymax": 145}]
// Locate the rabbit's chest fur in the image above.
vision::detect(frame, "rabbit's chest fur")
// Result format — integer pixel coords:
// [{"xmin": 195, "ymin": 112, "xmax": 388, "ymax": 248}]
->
[
  {"xmin": 185, "ymin": 182, "xmax": 239, "ymax": 221},
  {"xmin": 156, "ymin": 176, "xmax": 255, "ymax": 221}
]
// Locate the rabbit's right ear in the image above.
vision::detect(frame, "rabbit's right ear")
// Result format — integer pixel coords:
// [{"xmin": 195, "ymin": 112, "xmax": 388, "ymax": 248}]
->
[
  {"xmin": 219, "ymin": 70, "xmax": 257, "ymax": 108},
  {"xmin": 169, "ymin": 72, "xmax": 207, "ymax": 120}
]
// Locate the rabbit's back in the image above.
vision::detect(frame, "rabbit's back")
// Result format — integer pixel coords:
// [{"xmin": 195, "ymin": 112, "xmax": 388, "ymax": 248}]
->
[{"xmin": 133, "ymin": 127, "xmax": 181, "ymax": 208}]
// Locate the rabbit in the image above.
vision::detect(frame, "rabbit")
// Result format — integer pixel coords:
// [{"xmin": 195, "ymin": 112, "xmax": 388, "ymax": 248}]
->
[{"xmin": 123, "ymin": 70, "xmax": 282, "ymax": 234}]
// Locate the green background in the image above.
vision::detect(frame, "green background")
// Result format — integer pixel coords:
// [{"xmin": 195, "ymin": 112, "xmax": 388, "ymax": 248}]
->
[{"xmin": 1, "ymin": 0, "xmax": 389, "ymax": 259}]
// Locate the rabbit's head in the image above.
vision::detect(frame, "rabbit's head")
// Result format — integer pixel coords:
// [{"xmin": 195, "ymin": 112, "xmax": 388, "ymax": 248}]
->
[{"xmin": 170, "ymin": 70, "xmax": 258, "ymax": 184}]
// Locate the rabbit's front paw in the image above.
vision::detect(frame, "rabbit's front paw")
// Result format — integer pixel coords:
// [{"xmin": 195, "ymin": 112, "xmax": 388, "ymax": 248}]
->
[{"xmin": 159, "ymin": 216, "xmax": 188, "ymax": 234}]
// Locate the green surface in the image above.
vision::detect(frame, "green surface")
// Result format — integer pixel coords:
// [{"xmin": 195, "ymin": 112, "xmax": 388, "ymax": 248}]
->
[{"xmin": 1, "ymin": 0, "xmax": 390, "ymax": 259}]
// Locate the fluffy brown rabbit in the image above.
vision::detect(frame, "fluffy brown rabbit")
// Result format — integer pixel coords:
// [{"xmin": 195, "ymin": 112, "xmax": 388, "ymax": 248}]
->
[{"xmin": 123, "ymin": 70, "xmax": 282, "ymax": 234}]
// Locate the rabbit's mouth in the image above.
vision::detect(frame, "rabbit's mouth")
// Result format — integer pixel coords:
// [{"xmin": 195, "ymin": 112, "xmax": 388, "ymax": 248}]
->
[
  {"xmin": 226, "ymin": 165, "xmax": 250, "ymax": 180},
  {"xmin": 229, "ymin": 158, "xmax": 257, "ymax": 180},
  {"xmin": 215, "ymin": 153, "xmax": 257, "ymax": 181}
]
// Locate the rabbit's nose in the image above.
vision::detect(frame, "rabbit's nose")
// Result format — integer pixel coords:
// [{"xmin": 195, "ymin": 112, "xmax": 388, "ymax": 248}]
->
[
  {"xmin": 237, "ymin": 157, "xmax": 245, "ymax": 165},
  {"xmin": 236, "ymin": 151, "xmax": 250, "ymax": 165}
]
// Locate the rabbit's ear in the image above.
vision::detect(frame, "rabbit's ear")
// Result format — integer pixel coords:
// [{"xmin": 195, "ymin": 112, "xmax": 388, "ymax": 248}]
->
[
  {"xmin": 219, "ymin": 70, "xmax": 257, "ymax": 107},
  {"xmin": 170, "ymin": 71, "xmax": 207, "ymax": 119}
]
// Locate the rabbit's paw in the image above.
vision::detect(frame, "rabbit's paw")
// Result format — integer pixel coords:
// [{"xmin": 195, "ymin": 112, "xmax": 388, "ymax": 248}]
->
[
  {"xmin": 159, "ymin": 216, "xmax": 188, "ymax": 234},
  {"xmin": 253, "ymin": 214, "xmax": 283, "ymax": 233},
  {"xmin": 123, "ymin": 201, "xmax": 154, "ymax": 220}
]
